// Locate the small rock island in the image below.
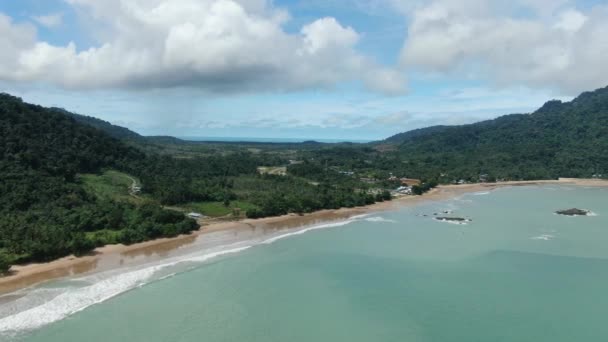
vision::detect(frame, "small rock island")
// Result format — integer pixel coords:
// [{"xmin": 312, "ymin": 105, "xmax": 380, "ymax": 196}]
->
[{"xmin": 555, "ymin": 208, "xmax": 591, "ymax": 216}]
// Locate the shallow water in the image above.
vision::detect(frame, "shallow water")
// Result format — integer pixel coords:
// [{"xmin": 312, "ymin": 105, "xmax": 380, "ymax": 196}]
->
[{"xmin": 3, "ymin": 185, "xmax": 608, "ymax": 341}]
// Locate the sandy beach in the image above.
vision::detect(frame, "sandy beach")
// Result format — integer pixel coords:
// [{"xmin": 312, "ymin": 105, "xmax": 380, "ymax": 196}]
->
[{"xmin": 1, "ymin": 178, "xmax": 606, "ymax": 295}]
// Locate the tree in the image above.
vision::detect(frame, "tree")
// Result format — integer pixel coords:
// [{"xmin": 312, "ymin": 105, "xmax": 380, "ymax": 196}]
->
[
  {"xmin": 71, "ymin": 233, "xmax": 95, "ymax": 256},
  {"xmin": 0, "ymin": 251, "xmax": 11, "ymax": 275}
]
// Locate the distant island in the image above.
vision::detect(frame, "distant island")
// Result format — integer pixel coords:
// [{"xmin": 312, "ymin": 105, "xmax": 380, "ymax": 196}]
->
[{"xmin": 1, "ymin": 85, "xmax": 608, "ymax": 274}]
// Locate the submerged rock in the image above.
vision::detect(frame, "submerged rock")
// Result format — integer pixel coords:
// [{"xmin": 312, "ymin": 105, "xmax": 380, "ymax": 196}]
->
[
  {"xmin": 556, "ymin": 208, "xmax": 590, "ymax": 216},
  {"xmin": 435, "ymin": 217, "xmax": 472, "ymax": 222}
]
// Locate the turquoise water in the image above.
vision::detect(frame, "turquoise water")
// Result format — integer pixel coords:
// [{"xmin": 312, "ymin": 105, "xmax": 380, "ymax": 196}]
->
[{"xmin": 4, "ymin": 185, "xmax": 608, "ymax": 341}]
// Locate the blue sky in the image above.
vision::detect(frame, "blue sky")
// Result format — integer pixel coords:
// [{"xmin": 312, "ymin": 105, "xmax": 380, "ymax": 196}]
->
[{"xmin": 1, "ymin": 0, "xmax": 606, "ymax": 140}]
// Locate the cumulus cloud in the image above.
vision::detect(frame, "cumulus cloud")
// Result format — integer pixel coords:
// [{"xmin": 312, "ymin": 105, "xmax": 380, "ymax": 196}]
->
[
  {"xmin": 31, "ymin": 13, "xmax": 64, "ymax": 28},
  {"xmin": 0, "ymin": 0, "xmax": 405, "ymax": 94},
  {"xmin": 398, "ymin": 0, "xmax": 608, "ymax": 94}
]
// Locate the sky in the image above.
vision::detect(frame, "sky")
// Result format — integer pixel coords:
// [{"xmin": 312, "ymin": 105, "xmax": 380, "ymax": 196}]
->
[{"xmin": 1, "ymin": 0, "xmax": 607, "ymax": 140}]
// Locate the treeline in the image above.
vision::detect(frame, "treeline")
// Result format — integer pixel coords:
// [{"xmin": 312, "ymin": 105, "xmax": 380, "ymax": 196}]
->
[
  {"xmin": 1, "ymin": 194, "xmax": 197, "ymax": 264},
  {"xmin": 126, "ymin": 153, "xmax": 259, "ymax": 205},
  {"xmin": 242, "ymin": 175, "xmax": 392, "ymax": 218},
  {"xmin": 412, "ymin": 181, "xmax": 439, "ymax": 195}
]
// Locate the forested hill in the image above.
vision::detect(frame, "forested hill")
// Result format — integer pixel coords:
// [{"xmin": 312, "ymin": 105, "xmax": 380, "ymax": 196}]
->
[
  {"xmin": 53, "ymin": 108, "xmax": 143, "ymax": 141},
  {"xmin": 383, "ymin": 125, "xmax": 451, "ymax": 144},
  {"xmin": 1, "ymin": 94, "xmax": 143, "ymax": 178},
  {"xmin": 388, "ymin": 86, "xmax": 608, "ymax": 180},
  {"xmin": 0, "ymin": 94, "xmax": 393, "ymax": 273},
  {"xmin": 2, "ymin": 85, "xmax": 607, "ymax": 272},
  {"xmin": 0, "ymin": 94, "xmax": 197, "ymax": 272}
]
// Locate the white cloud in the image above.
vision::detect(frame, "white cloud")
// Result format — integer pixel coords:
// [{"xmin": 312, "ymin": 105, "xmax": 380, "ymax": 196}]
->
[
  {"xmin": 300, "ymin": 17, "xmax": 359, "ymax": 54},
  {"xmin": 553, "ymin": 9, "xmax": 587, "ymax": 32},
  {"xmin": 398, "ymin": 0, "xmax": 608, "ymax": 94},
  {"xmin": 0, "ymin": 0, "xmax": 406, "ymax": 94},
  {"xmin": 31, "ymin": 13, "xmax": 64, "ymax": 28}
]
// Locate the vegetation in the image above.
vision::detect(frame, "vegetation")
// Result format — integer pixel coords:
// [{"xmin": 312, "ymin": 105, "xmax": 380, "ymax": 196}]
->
[
  {"xmin": 0, "ymin": 93, "xmax": 392, "ymax": 271},
  {"xmin": 0, "ymin": 94, "xmax": 197, "ymax": 268},
  {"xmin": 59, "ymin": 109, "xmax": 143, "ymax": 141},
  {"xmin": 411, "ymin": 181, "xmax": 439, "ymax": 195},
  {"xmin": 382, "ymin": 86, "xmax": 608, "ymax": 181},
  {"xmin": 184, "ymin": 200, "xmax": 258, "ymax": 218},
  {"xmin": 79, "ymin": 170, "xmax": 142, "ymax": 203},
  {"xmin": 2, "ymin": 84, "xmax": 607, "ymax": 273},
  {"xmin": 0, "ymin": 251, "xmax": 11, "ymax": 275}
]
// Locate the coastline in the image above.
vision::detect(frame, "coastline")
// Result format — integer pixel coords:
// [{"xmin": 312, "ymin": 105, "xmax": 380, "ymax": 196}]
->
[{"xmin": 2, "ymin": 178, "xmax": 606, "ymax": 295}]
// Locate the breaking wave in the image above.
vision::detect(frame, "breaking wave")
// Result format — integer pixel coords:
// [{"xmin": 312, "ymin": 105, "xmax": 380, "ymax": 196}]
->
[
  {"xmin": 261, "ymin": 220, "xmax": 357, "ymax": 244},
  {"xmin": 364, "ymin": 216, "xmax": 396, "ymax": 223},
  {"xmin": 530, "ymin": 234, "xmax": 555, "ymax": 241},
  {"xmin": 0, "ymin": 246, "xmax": 251, "ymax": 335},
  {"xmin": 0, "ymin": 217, "xmax": 369, "ymax": 336}
]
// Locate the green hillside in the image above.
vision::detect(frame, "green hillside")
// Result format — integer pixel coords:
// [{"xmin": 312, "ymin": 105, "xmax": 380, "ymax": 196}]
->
[
  {"xmin": 0, "ymin": 94, "xmax": 197, "ymax": 273},
  {"xmin": 386, "ymin": 86, "xmax": 608, "ymax": 181},
  {"xmin": 0, "ymin": 94, "xmax": 392, "ymax": 273},
  {"xmin": 3, "ymin": 84, "xmax": 607, "ymax": 273},
  {"xmin": 55, "ymin": 108, "xmax": 143, "ymax": 141}
]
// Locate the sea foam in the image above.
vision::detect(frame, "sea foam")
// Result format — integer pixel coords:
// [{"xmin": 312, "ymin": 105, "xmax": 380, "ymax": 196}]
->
[
  {"xmin": 262, "ymin": 219, "xmax": 357, "ymax": 244},
  {"xmin": 0, "ymin": 216, "xmax": 366, "ymax": 335},
  {"xmin": 0, "ymin": 244, "xmax": 254, "ymax": 335},
  {"xmin": 0, "ymin": 266, "xmax": 158, "ymax": 333},
  {"xmin": 364, "ymin": 216, "xmax": 396, "ymax": 223},
  {"xmin": 530, "ymin": 234, "xmax": 555, "ymax": 241}
]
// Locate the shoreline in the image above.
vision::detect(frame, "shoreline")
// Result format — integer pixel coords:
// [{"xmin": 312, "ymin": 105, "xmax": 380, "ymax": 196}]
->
[{"xmin": 2, "ymin": 178, "xmax": 607, "ymax": 295}]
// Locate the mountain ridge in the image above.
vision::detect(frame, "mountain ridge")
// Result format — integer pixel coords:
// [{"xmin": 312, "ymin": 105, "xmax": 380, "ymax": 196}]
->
[
  {"xmin": 51, "ymin": 108, "xmax": 144, "ymax": 141},
  {"xmin": 387, "ymin": 85, "xmax": 608, "ymax": 180}
]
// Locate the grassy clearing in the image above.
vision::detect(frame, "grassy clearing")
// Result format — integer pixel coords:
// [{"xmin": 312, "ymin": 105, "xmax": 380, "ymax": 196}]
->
[
  {"xmin": 79, "ymin": 170, "xmax": 143, "ymax": 204},
  {"xmin": 85, "ymin": 229, "xmax": 124, "ymax": 246},
  {"xmin": 257, "ymin": 166, "xmax": 287, "ymax": 176},
  {"xmin": 183, "ymin": 200, "xmax": 259, "ymax": 218}
]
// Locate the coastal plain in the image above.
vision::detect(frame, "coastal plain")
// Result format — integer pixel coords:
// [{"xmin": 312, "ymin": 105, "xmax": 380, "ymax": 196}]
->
[{"xmin": 2, "ymin": 178, "xmax": 605, "ymax": 295}]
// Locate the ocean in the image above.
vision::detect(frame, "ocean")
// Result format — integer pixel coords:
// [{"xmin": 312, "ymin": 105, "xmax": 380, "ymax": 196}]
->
[
  {"xmin": 176, "ymin": 136, "xmax": 372, "ymax": 144},
  {"xmin": 2, "ymin": 185, "xmax": 608, "ymax": 341}
]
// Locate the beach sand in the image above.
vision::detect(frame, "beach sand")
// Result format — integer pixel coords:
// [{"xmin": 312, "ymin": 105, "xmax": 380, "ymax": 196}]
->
[{"xmin": 1, "ymin": 178, "xmax": 606, "ymax": 295}]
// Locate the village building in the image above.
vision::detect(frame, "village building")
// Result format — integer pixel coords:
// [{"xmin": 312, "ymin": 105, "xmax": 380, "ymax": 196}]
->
[
  {"xmin": 187, "ymin": 212, "xmax": 204, "ymax": 219},
  {"xmin": 400, "ymin": 178, "xmax": 421, "ymax": 186},
  {"xmin": 394, "ymin": 185, "xmax": 413, "ymax": 195}
]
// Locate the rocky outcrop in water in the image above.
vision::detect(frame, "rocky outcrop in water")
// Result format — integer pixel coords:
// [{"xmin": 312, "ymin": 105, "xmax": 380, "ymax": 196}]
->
[
  {"xmin": 555, "ymin": 208, "xmax": 590, "ymax": 216},
  {"xmin": 435, "ymin": 217, "xmax": 472, "ymax": 223}
]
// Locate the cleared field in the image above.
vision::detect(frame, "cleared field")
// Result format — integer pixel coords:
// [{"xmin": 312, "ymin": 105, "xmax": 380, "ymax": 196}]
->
[
  {"xmin": 183, "ymin": 200, "xmax": 259, "ymax": 218},
  {"xmin": 257, "ymin": 166, "xmax": 287, "ymax": 176},
  {"xmin": 79, "ymin": 170, "xmax": 143, "ymax": 204}
]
